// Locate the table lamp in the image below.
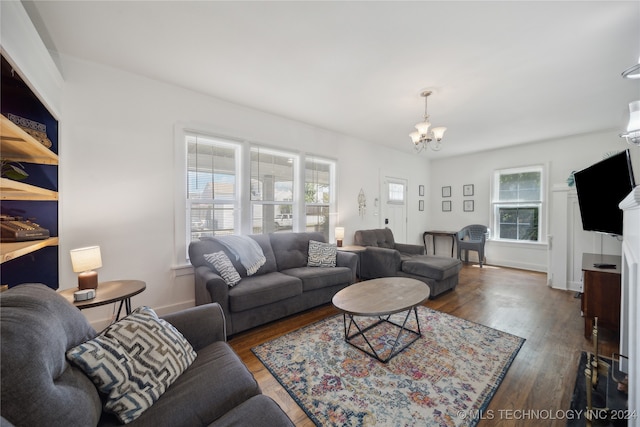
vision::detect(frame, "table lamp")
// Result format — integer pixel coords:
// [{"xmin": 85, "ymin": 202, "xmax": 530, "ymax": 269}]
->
[
  {"xmin": 335, "ymin": 227, "xmax": 344, "ymax": 247},
  {"xmin": 70, "ymin": 246, "xmax": 102, "ymax": 290}
]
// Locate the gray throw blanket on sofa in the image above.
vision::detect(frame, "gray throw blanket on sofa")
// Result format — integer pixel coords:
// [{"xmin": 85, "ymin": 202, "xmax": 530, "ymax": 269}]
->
[{"xmin": 214, "ymin": 235, "xmax": 266, "ymax": 276}]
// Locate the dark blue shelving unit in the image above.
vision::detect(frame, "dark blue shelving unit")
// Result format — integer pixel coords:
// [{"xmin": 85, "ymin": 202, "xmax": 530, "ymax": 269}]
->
[{"xmin": 1, "ymin": 55, "xmax": 59, "ymax": 290}]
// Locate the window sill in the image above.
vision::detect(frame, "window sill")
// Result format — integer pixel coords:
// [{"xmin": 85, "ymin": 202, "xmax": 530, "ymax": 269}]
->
[
  {"xmin": 488, "ymin": 239, "xmax": 548, "ymax": 249},
  {"xmin": 172, "ymin": 263, "xmax": 194, "ymax": 277}
]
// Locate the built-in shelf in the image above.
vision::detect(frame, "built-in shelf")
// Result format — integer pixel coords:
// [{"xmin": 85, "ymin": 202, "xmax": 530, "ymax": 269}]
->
[
  {"xmin": 0, "ymin": 237, "xmax": 59, "ymax": 264},
  {"xmin": 1, "ymin": 112, "xmax": 59, "ymax": 270},
  {"xmin": 0, "ymin": 178, "xmax": 58, "ymax": 200},
  {"xmin": 0, "ymin": 115, "xmax": 58, "ymax": 165}
]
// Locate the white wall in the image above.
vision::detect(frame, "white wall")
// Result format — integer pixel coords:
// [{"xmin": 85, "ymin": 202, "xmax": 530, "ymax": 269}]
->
[
  {"xmin": 427, "ymin": 131, "xmax": 638, "ymax": 271},
  {"xmin": 57, "ymin": 55, "xmax": 431, "ymax": 326},
  {"xmin": 9, "ymin": 0, "xmax": 638, "ymax": 325}
]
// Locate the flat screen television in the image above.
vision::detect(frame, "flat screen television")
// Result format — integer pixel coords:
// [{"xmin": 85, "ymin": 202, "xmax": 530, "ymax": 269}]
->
[{"xmin": 574, "ymin": 149, "xmax": 636, "ymax": 236}]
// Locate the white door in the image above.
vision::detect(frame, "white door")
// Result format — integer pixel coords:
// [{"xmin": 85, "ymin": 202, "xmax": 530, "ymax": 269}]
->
[{"xmin": 383, "ymin": 177, "xmax": 407, "ymax": 243}]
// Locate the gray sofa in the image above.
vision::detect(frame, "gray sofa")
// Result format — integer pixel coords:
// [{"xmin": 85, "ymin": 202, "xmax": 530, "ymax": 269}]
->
[
  {"xmin": 189, "ymin": 232, "xmax": 358, "ymax": 336},
  {"xmin": 0, "ymin": 283, "xmax": 294, "ymax": 427},
  {"xmin": 354, "ymin": 228, "xmax": 462, "ymax": 298}
]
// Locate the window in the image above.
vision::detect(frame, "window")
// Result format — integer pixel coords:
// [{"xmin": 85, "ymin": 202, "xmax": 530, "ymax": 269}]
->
[
  {"xmin": 305, "ymin": 157, "xmax": 334, "ymax": 238},
  {"xmin": 388, "ymin": 182, "xmax": 405, "ymax": 204},
  {"xmin": 179, "ymin": 129, "xmax": 338, "ymax": 264},
  {"xmin": 250, "ymin": 146, "xmax": 296, "ymax": 234},
  {"xmin": 492, "ymin": 166, "xmax": 544, "ymax": 242},
  {"xmin": 186, "ymin": 134, "xmax": 240, "ymax": 242}
]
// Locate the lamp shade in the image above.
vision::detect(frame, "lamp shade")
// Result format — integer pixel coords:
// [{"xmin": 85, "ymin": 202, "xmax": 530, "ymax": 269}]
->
[
  {"xmin": 431, "ymin": 127, "xmax": 447, "ymax": 141},
  {"xmin": 70, "ymin": 246, "xmax": 102, "ymax": 273},
  {"xmin": 335, "ymin": 227, "xmax": 345, "ymax": 240},
  {"xmin": 409, "ymin": 131, "xmax": 421, "ymax": 144},
  {"xmin": 415, "ymin": 120, "xmax": 431, "ymax": 136}
]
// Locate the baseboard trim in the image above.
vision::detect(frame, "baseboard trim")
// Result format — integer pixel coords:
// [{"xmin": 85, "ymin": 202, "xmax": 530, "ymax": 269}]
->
[{"xmin": 87, "ymin": 299, "xmax": 196, "ymax": 331}]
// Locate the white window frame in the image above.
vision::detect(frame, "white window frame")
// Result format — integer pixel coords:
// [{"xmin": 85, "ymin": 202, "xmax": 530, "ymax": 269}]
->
[
  {"xmin": 173, "ymin": 125, "xmax": 338, "ymax": 268},
  {"xmin": 186, "ymin": 133, "xmax": 241, "ymax": 239},
  {"xmin": 490, "ymin": 164, "xmax": 546, "ymax": 243},
  {"xmin": 304, "ymin": 155, "xmax": 337, "ymax": 241},
  {"xmin": 249, "ymin": 145, "xmax": 299, "ymax": 234}
]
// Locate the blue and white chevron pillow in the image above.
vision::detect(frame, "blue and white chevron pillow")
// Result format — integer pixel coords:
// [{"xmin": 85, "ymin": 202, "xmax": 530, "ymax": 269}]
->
[
  {"xmin": 204, "ymin": 251, "xmax": 241, "ymax": 286},
  {"xmin": 66, "ymin": 306, "xmax": 197, "ymax": 424},
  {"xmin": 307, "ymin": 240, "xmax": 337, "ymax": 267}
]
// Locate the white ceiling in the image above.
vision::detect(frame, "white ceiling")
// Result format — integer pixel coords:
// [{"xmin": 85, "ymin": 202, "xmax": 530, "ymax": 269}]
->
[{"xmin": 23, "ymin": 1, "xmax": 640, "ymax": 158}]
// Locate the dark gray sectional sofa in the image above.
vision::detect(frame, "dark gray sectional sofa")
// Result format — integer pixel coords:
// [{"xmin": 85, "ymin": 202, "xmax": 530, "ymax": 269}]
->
[
  {"xmin": 0, "ymin": 283, "xmax": 294, "ymax": 427},
  {"xmin": 189, "ymin": 232, "xmax": 358, "ymax": 336}
]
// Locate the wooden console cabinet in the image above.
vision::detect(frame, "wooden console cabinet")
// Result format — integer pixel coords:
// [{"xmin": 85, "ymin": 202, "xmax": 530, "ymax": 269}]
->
[{"xmin": 581, "ymin": 253, "xmax": 621, "ymax": 339}]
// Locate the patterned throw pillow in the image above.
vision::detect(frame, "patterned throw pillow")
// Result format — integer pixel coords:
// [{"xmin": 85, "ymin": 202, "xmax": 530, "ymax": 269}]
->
[
  {"xmin": 307, "ymin": 240, "xmax": 337, "ymax": 267},
  {"xmin": 66, "ymin": 307, "xmax": 197, "ymax": 424},
  {"xmin": 204, "ymin": 251, "xmax": 241, "ymax": 286}
]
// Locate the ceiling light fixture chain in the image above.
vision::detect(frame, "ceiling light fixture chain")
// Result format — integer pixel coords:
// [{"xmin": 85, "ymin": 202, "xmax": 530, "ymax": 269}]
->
[{"xmin": 409, "ymin": 90, "xmax": 447, "ymax": 153}]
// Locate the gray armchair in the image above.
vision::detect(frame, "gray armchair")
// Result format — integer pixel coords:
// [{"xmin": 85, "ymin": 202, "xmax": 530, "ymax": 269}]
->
[
  {"xmin": 353, "ymin": 228, "xmax": 462, "ymax": 298},
  {"xmin": 456, "ymin": 224, "xmax": 488, "ymax": 267},
  {"xmin": 0, "ymin": 283, "xmax": 294, "ymax": 427},
  {"xmin": 353, "ymin": 228, "xmax": 425, "ymax": 278}
]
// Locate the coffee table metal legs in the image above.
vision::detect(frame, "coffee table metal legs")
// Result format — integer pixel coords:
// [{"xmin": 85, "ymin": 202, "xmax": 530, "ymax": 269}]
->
[{"xmin": 341, "ymin": 307, "xmax": 422, "ymax": 363}]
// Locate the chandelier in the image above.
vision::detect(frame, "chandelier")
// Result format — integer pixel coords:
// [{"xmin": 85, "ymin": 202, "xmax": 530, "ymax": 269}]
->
[
  {"xmin": 620, "ymin": 100, "xmax": 640, "ymax": 146},
  {"xmin": 409, "ymin": 90, "xmax": 447, "ymax": 153},
  {"xmin": 620, "ymin": 58, "xmax": 640, "ymax": 146}
]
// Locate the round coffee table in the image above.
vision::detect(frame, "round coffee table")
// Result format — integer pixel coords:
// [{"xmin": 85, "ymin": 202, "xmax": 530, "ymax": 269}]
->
[{"xmin": 332, "ymin": 277, "xmax": 430, "ymax": 363}]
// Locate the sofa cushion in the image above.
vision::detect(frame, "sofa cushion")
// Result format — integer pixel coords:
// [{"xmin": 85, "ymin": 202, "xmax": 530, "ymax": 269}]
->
[
  {"xmin": 281, "ymin": 266, "xmax": 353, "ymax": 292},
  {"xmin": 270, "ymin": 231, "xmax": 325, "ymax": 270},
  {"xmin": 228, "ymin": 272, "xmax": 302, "ymax": 312},
  {"xmin": 402, "ymin": 256, "xmax": 462, "ymax": 281},
  {"xmin": 354, "ymin": 228, "xmax": 396, "ymax": 249},
  {"xmin": 204, "ymin": 251, "xmax": 241, "ymax": 286},
  {"xmin": 211, "ymin": 395, "xmax": 294, "ymax": 427},
  {"xmin": 1, "ymin": 284, "xmax": 102, "ymax": 427},
  {"xmin": 98, "ymin": 342, "xmax": 263, "ymax": 426},
  {"xmin": 307, "ymin": 240, "xmax": 337, "ymax": 267},
  {"xmin": 66, "ymin": 306, "xmax": 197, "ymax": 424}
]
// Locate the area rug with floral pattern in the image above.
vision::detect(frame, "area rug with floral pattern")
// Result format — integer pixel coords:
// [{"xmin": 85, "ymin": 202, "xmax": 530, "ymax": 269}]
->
[{"xmin": 252, "ymin": 306, "xmax": 524, "ymax": 426}]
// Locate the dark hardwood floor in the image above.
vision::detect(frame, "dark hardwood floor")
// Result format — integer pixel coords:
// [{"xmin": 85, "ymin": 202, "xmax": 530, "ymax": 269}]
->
[{"xmin": 228, "ymin": 264, "xmax": 620, "ymax": 426}]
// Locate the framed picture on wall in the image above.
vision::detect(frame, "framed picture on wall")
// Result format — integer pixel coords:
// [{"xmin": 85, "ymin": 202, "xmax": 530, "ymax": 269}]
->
[
  {"xmin": 419, "ymin": 200, "xmax": 424, "ymax": 211},
  {"xmin": 419, "ymin": 185, "xmax": 424, "ymax": 197},
  {"xmin": 442, "ymin": 200, "xmax": 452, "ymax": 212},
  {"xmin": 463, "ymin": 184, "xmax": 474, "ymax": 196},
  {"xmin": 463, "ymin": 200, "xmax": 474, "ymax": 212},
  {"xmin": 442, "ymin": 186, "xmax": 451, "ymax": 197}
]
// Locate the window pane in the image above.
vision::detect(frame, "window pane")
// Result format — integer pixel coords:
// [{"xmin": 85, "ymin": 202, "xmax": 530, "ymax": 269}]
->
[
  {"xmin": 305, "ymin": 157, "xmax": 333, "ymax": 241},
  {"xmin": 499, "ymin": 171, "xmax": 540, "ymax": 202},
  {"xmin": 252, "ymin": 204, "xmax": 294, "ymax": 234},
  {"xmin": 388, "ymin": 183, "xmax": 404, "ymax": 203},
  {"xmin": 187, "ymin": 136, "xmax": 236, "ymax": 200},
  {"xmin": 251, "ymin": 148, "xmax": 294, "ymax": 202},
  {"xmin": 305, "ymin": 159, "xmax": 331, "ymax": 204},
  {"xmin": 498, "ymin": 207, "xmax": 539, "ymax": 241},
  {"xmin": 305, "ymin": 205, "xmax": 329, "ymax": 234},
  {"xmin": 189, "ymin": 202, "xmax": 235, "ymax": 241},
  {"xmin": 186, "ymin": 135, "xmax": 238, "ymax": 243}
]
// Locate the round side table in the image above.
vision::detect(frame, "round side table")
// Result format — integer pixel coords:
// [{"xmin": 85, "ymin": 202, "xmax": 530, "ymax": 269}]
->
[{"xmin": 58, "ymin": 279, "xmax": 146, "ymax": 322}]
